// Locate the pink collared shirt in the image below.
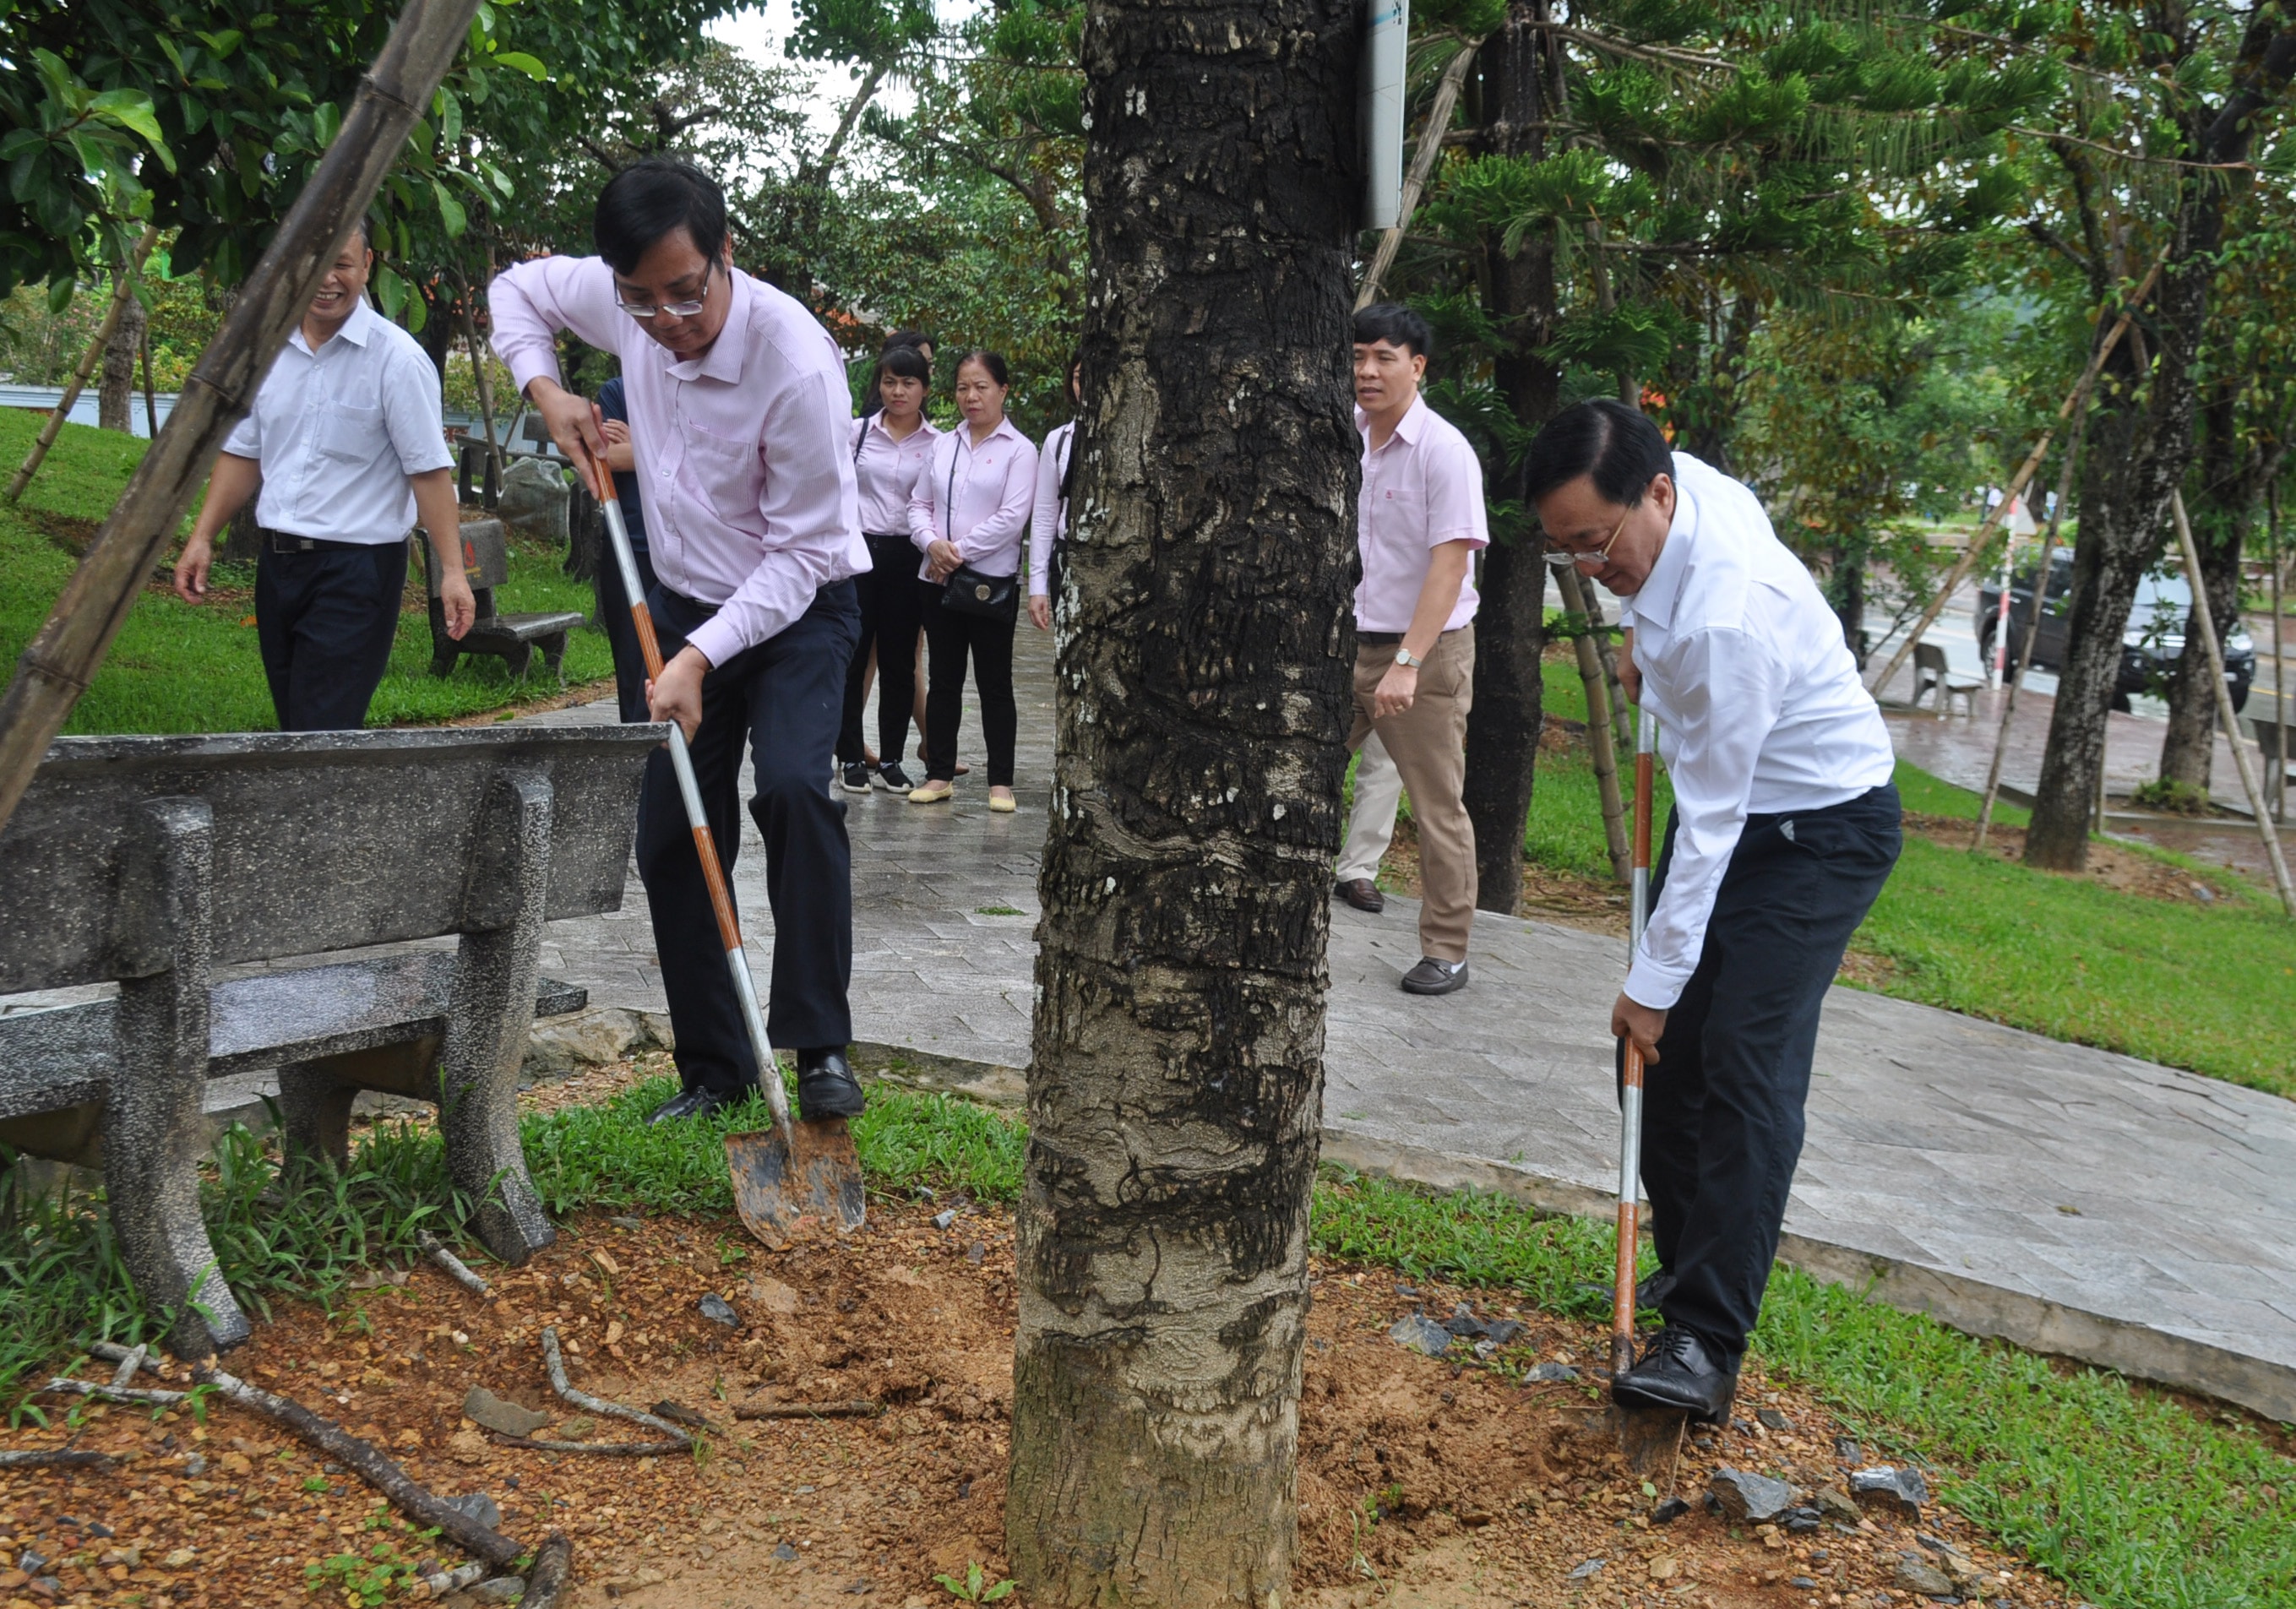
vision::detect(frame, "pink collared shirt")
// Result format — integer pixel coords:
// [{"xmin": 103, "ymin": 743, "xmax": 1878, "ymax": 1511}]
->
[
  {"xmin": 487, "ymin": 256, "xmax": 868, "ymax": 669},
  {"xmin": 1354, "ymin": 395, "xmax": 1487, "ymax": 633},
  {"xmin": 852, "ymin": 413, "xmax": 939, "ymax": 535},
  {"xmin": 907, "ymin": 417, "xmax": 1038, "ymax": 579}
]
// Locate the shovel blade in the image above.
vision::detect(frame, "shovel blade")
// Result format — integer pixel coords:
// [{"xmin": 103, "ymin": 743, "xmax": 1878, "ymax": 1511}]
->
[
  {"xmin": 726, "ymin": 1118, "xmax": 866, "ymax": 1247},
  {"xmin": 1611, "ymin": 1402, "xmax": 1688, "ymax": 1486}
]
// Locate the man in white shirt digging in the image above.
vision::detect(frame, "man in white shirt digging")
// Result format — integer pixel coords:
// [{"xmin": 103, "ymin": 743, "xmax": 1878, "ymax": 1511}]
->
[
  {"xmin": 1527, "ymin": 399, "xmax": 1901, "ymax": 1423},
  {"xmin": 176, "ymin": 216, "xmax": 474, "ymax": 730}
]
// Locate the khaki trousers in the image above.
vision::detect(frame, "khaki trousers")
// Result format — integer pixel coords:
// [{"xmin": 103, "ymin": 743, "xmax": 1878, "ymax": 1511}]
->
[{"xmin": 1349, "ymin": 626, "xmax": 1477, "ymax": 961}]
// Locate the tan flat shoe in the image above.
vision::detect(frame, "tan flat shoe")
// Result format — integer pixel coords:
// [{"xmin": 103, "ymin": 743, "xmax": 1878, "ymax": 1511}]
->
[
  {"xmin": 907, "ymin": 779, "xmax": 955, "ymax": 804},
  {"xmin": 988, "ymin": 791, "xmax": 1016, "ymax": 813}
]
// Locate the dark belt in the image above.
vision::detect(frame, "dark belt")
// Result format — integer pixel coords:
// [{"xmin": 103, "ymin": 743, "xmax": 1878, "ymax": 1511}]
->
[
  {"xmin": 1357, "ymin": 626, "xmax": 1465, "ymax": 646},
  {"xmin": 262, "ymin": 527, "xmax": 377, "ymax": 556}
]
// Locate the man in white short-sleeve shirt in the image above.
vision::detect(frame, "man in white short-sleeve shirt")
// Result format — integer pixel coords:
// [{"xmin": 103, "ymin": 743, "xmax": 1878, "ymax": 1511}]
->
[
  {"xmin": 176, "ymin": 218, "xmax": 473, "ymax": 731},
  {"xmin": 1344, "ymin": 303, "xmax": 1488, "ymax": 994},
  {"xmin": 1528, "ymin": 399, "xmax": 1901, "ymax": 1425}
]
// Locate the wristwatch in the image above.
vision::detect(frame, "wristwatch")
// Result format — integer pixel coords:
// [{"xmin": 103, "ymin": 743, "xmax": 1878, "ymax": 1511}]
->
[{"xmin": 1395, "ymin": 646, "xmax": 1426, "ymax": 669}]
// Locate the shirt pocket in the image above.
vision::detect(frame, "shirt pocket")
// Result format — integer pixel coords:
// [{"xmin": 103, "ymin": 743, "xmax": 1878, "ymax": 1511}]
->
[
  {"xmin": 682, "ymin": 422, "xmax": 762, "ymax": 523},
  {"xmin": 315, "ymin": 400, "xmax": 383, "ymax": 464}
]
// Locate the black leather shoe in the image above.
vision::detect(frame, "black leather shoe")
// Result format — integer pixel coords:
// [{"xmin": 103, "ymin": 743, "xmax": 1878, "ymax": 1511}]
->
[
  {"xmin": 878, "ymin": 763, "xmax": 915, "ymax": 792},
  {"xmin": 797, "ymin": 1047, "xmax": 866, "ymax": 1121},
  {"xmin": 841, "ymin": 762, "xmax": 873, "ymax": 793},
  {"xmin": 1613, "ymin": 1326, "xmax": 1738, "ymax": 1424},
  {"xmin": 1629, "ymin": 1269, "xmax": 1676, "ymax": 1311},
  {"xmin": 646, "ymin": 1086, "xmax": 745, "ymax": 1125},
  {"xmin": 1399, "ymin": 957, "xmax": 1469, "ymax": 996},
  {"xmin": 1335, "ymin": 878, "xmax": 1385, "ymax": 913}
]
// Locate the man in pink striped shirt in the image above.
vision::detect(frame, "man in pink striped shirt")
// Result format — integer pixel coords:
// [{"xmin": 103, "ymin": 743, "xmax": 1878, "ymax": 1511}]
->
[{"xmin": 489, "ymin": 160, "xmax": 871, "ymax": 1127}]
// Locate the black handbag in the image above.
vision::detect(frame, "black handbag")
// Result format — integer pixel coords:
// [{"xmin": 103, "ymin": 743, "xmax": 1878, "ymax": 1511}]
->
[
  {"xmin": 941, "ymin": 563, "xmax": 1019, "ymax": 622},
  {"xmin": 934, "ymin": 439, "xmax": 1020, "ymax": 622}
]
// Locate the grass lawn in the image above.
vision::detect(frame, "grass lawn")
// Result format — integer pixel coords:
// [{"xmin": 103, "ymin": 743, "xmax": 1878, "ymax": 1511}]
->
[
  {"xmin": 0, "ymin": 408, "xmax": 612, "ymax": 735},
  {"xmin": 1520, "ymin": 648, "xmax": 2296, "ymax": 1101},
  {"xmin": 8, "ymin": 1082, "xmax": 2288, "ymax": 1609}
]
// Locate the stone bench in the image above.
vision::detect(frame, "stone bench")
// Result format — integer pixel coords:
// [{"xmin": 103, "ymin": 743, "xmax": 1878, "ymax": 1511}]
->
[
  {"xmin": 0, "ymin": 726, "xmax": 663, "ymax": 1357},
  {"xmin": 419, "ymin": 516, "xmax": 586, "ymax": 682}
]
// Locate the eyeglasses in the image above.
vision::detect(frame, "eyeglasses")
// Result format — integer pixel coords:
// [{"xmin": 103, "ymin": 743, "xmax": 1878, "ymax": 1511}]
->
[
  {"xmin": 616, "ymin": 260, "xmax": 714, "ymax": 320},
  {"xmin": 1542, "ymin": 503, "xmax": 1633, "ymax": 570}
]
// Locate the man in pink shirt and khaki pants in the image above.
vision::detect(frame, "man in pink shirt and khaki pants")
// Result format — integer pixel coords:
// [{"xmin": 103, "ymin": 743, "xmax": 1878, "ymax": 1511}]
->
[
  {"xmin": 1347, "ymin": 304, "xmax": 1488, "ymax": 995},
  {"xmin": 489, "ymin": 160, "xmax": 872, "ymax": 1126}
]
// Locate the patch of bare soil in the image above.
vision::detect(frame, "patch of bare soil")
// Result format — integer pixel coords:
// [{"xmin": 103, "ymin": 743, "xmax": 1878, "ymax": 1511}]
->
[
  {"xmin": 1902, "ymin": 813, "xmax": 2241, "ymax": 905},
  {"xmin": 3, "ymin": 1077, "xmax": 2065, "ymax": 1608}
]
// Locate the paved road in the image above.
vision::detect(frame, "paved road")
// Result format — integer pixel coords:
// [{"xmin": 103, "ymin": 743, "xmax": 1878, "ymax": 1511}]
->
[{"xmin": 525, "ymin": 623, "xmax": 2296, "ymax": 1422}]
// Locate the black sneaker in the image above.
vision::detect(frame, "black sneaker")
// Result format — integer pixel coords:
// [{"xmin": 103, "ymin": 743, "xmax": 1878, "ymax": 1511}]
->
[
  {"xmin": 877, "ymin": 762, "xmax": 915, "ymax": 791},
  {"xmin": 1399, "ymin": 957, "xmax": 1470, "ymax": 996},
  {"xmin": 841, "ymin": 762, "xmax": 873, "ymax": 793}
]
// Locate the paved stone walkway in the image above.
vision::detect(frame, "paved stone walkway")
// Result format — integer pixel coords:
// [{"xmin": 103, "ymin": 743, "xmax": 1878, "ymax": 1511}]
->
[{"xmin": 524, "ymin": 625, "xmax": 2296, "ymax": 1422}]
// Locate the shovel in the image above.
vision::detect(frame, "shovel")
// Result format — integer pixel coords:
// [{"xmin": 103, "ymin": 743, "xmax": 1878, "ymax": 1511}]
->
[
  {"xmin": 1610, "ymin": 703, "xmax": 1686, "ymax": 1481},
  {"xmin": 580, "ymin": 454, "xmax": 865, "ymax": 1245}
]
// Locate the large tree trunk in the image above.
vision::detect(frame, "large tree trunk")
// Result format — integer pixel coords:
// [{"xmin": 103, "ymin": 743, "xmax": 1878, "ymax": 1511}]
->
[
  {"xmin": 98, "ymin": 285, "xmax": 145, "ymax": 433},
  {"xmin": 1002, "ymin": 1, "xmax": 1361, "ymax": 1603},
  {"xmin": 2159, "ymin": 383, "xmax": 2254, "ymax": 792},
  {"xmin": 1461, "ymin": 3, "xmax": 1563, "ymax": 915},
  {"xmin": 2027, "ymin": 15, "xmax": 2296, "ymax": 867}
]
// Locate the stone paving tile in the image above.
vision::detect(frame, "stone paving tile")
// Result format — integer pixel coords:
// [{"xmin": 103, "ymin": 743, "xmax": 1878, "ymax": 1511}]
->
[{"xmin": 511, "ymin": 622, "xmax": 2296, "ymax": 1421}]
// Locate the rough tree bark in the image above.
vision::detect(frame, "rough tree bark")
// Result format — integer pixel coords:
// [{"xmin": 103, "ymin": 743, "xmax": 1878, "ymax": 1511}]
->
[
  {"xmin": 2158, "ymin": 381, "xmax": 2256, "ymax": 792},
  {"xmin": 1003, "ymin": 0, "xmax": 1361, "ymax": 1601},
  {"xmin": 1461, "ymin": 2, "xmax": 1564, "ymax": 914},
  {"xmin": 98, "ymin": 285, "xmax": 145, "ymax": 433},
  {"xmin": 2026, "ymin": 14, "xmax": 2296, "ymax": 868}
]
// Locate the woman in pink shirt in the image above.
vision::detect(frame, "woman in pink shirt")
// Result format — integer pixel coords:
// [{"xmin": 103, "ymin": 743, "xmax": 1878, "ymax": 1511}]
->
[
  {"xmin": 839, "ymin": 344, "xmax": 940, "ymax": 792},
  {"xmin": 906, "ymin": 351, "xmax": 1039, "ymax": 808}
]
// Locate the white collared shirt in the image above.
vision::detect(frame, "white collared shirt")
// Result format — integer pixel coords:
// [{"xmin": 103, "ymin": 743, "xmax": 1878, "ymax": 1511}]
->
[
  {"xmin": 221, "ymin": 299, "xmax": 453, "ymax": 544},
  {"xmin": 1620, "ymin": 452, "xmax": 1896, "ymax": 1010},
  {"xmin": 1028, "ymin": 419, "xmax": 1075, "ymax": 599},
  {"xmin": 1355, "ymin": 394, "xmax": 1486, "ymax": 633},
  {"xmin": 907, "ymin": 417, "xmax": 1038, "ymax": 579},
  {"xmin": 852, "ymin": 413, "xmax": 939, "ymax": 535},
  {"xmin": 487, "ymin": 256, "xmax": 868, "ymax": 669}
]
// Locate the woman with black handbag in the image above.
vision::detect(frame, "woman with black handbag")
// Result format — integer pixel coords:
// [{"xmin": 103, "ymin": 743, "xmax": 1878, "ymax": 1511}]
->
[
  {"xmin": 906, "ymin": 350, "xmax": 1038, "ymax": 810},
  {"xmin": 838, "ymin": 342, "xmax": 940, "ymax": 792}
]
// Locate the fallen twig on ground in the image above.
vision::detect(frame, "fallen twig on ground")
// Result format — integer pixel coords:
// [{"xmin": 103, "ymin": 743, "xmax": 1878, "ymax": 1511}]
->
[
  {"xmin": 733, "ymin": 1399, "xmax": 882, "ymax": 1421},
  {"xmin": 539, "ymin": 1326, "xmax": 694, "ymax": 1444},
  {"xmin": 482, "ymin": 1431, "xmax": 691, "ymax": 1456},
  {"xmin": 106, "ymin": 1345, "xmax": 148, "ymax": 1389},
  {"xmin": 414, "ymin": 1561, "xmax": 489, "ymax": 1597},
  {"xmin": 523, "ymin": 1534, "xmax": 575, "ymax": 1607},
  {"xmin": 187, "ymin": 1362, "xmax": 523, "ymax": 1567},
  {"xmin": 0, "ymin": 1449, "xmax": 115, "ymax": 1470},
  {"xmin": 89, "ymin": 1342, "xmax": 161, "ymax": 1376},
  {"xmin": 417, "ymin": 1230, "xmax": 494, "ymax": 1298},
  {"xmin": 40, "ymin": 1378, "xmax": 189, "ymax": 1407}
]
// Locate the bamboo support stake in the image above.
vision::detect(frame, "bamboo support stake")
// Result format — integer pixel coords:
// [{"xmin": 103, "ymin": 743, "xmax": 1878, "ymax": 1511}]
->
[
  {"xmin": 0, "ymin": 0, "xmax": 491, "ymax": 838},
  {"xmin": 1356, "ymin": 40, "xmax": 1483, "ymax": 310},
  {"xmin": 1557, "ymin": 565, "xmax": 1631, "ymax": 880},
  {"xmin": 1867, "ymin": 258, "xmax": 2163, "ymax": 705},
  {"xmin": 2271, "ymin": 482, "xmax": 2287, "ymax": 821},
  {"xmin": 1974, "ymin": 408, "xmax": 2088, "ymax": 850},
  {"xmin": 6, "ymin": 226, "xmax": 161, "ymax": 502},
  {"xmin": 2170, "ymin": 491, "xmax": 2293, "ymax": 915}
]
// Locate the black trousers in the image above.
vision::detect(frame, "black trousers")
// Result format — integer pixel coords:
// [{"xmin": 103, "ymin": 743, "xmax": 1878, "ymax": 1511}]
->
[
  {"xmin": 634, "ymin": 581, "xmax": 861, "ymax": 1095},
  {"xmin": 922, "ymin": 581, "xmax": 1018, "ymax": 787},
  {"xmin": 836, "ymin": 533, "xmax": 924, "ymax": 765},
  {"xmin": 1633, "ymin": 782, "xmax": 1902, "ymax": 1362},
  {"xmin": 592, "ymin": 541, "xmax": 661, "ymax": 724},
  {"xmin": 253, "ymin": 540, "xmax": 408, "ymax": 732}
]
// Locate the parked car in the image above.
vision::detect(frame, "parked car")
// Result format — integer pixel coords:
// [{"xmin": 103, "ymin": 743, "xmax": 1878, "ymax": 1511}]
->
[{"xmin": 1974, "ymin": 548, "xmax": 2254, "ymax": 712}]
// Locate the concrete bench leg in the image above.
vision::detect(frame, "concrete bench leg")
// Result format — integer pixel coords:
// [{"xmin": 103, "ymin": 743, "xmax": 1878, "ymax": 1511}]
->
[
  {"xmin": 107, "ymin": 800, "xmax": 250, "ymax": 1358},
  {"xmin": 440, "ymin": 769, "xmax": 557, "ymax": 1263},
  {"xmin": 275, "ymin": 1039, "xmax": 439, "ymax": 1173}
]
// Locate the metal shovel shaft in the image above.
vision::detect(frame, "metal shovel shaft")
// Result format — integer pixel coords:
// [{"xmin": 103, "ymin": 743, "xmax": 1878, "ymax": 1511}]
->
[
  {"xmin": 1613, "ymin": 707, "xmax": 1657, "ymax": 1375},
  {"xmin": 592, "ymin": 472, "xmax": 798, "ymax": 1157}
]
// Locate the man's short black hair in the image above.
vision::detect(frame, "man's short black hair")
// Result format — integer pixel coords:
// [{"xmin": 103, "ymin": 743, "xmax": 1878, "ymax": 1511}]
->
[
  {"xmin": 594, "ymin": 159, "xmax": 728, "ymax": 277},
  {"xmin": 1523, "ymin": 399, "xmax": 1674, "ymax": 508},
  {"xmin": 1353, "ymin": 302, "xmax": 1433, "ymax": 361}
]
